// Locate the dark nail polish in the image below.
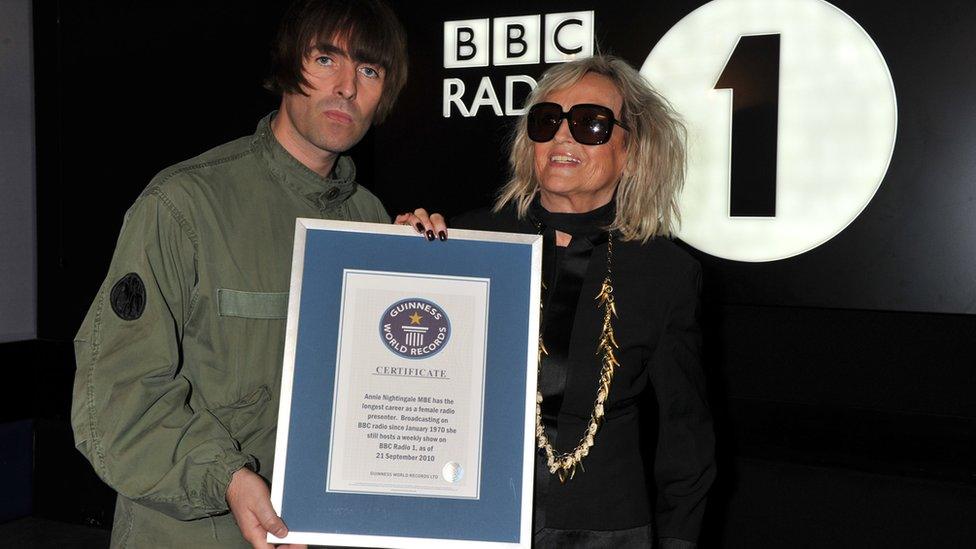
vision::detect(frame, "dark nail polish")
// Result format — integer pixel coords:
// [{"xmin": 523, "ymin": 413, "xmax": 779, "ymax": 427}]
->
[
  {"xmin": 426, "ymin": 230, "xmax": 435, "ymax": 241},
  {"xmin": 415, "ymin": 223, "xmax": 424, "ymax": 233},
  {"xmin": 438, "ymin": 231, "xmax": 447, "ymax": 241}
]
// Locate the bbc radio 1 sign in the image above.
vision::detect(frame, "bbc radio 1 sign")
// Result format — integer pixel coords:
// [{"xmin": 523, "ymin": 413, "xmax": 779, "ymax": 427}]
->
[
  {"xmin": 438, "ymin": 0, "xmax": 896, "ymax": 263},
  {"xmin": 442, "ymin": 11, "xmax": 594, "ymax": 117},
  {"xmin": 643, "ymin": 0, "xmax": 897, "ymax": 262}
]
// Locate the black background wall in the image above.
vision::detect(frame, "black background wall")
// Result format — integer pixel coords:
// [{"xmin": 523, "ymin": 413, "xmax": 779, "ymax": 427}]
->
[{"xmin": 3, "ymin": 0, "xmax": 974, "ymax": 546}]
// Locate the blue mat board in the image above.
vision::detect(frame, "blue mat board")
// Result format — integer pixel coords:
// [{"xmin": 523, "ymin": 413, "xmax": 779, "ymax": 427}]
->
[{"xmin": 280, "ymin": 229, "xmax": 534, "ymax": 543}]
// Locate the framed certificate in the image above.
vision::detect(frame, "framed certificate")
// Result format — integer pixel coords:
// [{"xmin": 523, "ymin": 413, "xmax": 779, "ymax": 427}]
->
[{"xmin": 270, "ymin": 219, "xmax": 541, "ymax": 548}]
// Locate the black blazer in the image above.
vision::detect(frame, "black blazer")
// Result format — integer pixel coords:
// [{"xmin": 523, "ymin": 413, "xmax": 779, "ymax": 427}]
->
[{"xmin": 454, "ymin": 205, "xmax": 715, "ymax": 542}]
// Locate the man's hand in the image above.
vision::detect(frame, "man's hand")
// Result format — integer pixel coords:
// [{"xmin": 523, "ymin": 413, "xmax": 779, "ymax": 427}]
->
[
  {"xmin": 394, "ymin": 208, "xmax": 448, "ymax": 241},
  {"xmin": 227, "ymin": 467, "xmax": 306, "ymax": 549}
]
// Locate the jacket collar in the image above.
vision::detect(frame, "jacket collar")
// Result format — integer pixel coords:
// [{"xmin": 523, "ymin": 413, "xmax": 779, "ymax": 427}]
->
[{"xmin": 251, "ymin": 111, "xmax": 358, "ymax": 212}]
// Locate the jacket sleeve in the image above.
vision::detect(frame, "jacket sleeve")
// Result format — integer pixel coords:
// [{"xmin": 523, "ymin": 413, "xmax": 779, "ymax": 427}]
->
[
  {"xmin": 647, "ymin": 259, "xmax": 716, "ymax": 544},
  {"xmin": 71, "ymin": 190, "xmax": 253, "ymax": 520}
]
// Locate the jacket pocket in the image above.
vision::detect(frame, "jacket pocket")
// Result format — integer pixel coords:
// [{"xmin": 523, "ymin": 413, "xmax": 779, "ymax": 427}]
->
[
  {"xmin": 211, "ymin": 385, "xmax": 272, "ymax": 441},
  {"xmin": 216, "ymin": 289, "xmax": 288, "ymax": 319}
]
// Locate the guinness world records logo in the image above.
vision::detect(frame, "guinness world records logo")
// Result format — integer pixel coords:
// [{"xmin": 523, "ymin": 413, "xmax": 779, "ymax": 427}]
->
[{"xmin": 379, "ymin": 298, "xmax": 451, "ymax": 359}]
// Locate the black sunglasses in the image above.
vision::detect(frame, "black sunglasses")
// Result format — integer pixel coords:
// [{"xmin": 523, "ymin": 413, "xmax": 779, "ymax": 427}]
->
[{"xmin": 527, "ymin": 102, "xmax": 630, "ymax": 145}]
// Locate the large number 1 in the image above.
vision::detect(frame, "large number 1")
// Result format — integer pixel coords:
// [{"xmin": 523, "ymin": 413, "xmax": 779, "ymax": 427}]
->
[
  {"xmin": 714, "ymin": 34, "xmax": 781, "ymax": 218},
  {"xmin": 642, "ymin": 0, "xmax": 896, "ymax": 261}
]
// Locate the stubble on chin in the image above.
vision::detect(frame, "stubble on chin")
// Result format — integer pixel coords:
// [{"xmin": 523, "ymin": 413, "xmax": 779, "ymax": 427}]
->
[
  {"xmin": 308, "ymin": 101, "xmax": 370, "ymax": 153},
  {"xmin": 308, "ymin": 121, "xmax": 365, "ymax": 155}
]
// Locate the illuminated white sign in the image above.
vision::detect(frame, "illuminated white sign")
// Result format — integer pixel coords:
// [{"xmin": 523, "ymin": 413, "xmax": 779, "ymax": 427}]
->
[
  {"xmin": 442, "ymin": 11, "xmax": 594, "ymax": 118},
  {"xmin": 641, "ymin": 0, "xmax": 897, "ymax": 262},
  {"xmin": 493, "ymin": 15, "xmax": 541, "ymax": 66},
  {"xmin": 444, "ymin": 19, "xmax": 490, "ymax": 69},
  {"xmin": 543, "ymin": 12, "xmax": 595, "ymax": 63}
]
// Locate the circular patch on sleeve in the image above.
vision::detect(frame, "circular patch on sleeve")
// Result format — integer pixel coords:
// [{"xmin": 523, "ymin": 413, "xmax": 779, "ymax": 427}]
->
[{"xmin": 110, "ymin": 273, "xmax": 147, "ymax": 321}]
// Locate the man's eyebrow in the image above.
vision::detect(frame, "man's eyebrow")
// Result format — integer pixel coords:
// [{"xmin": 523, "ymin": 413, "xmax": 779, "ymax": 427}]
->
[
  {"xmin": 313, "ymin": 41, "xmax": 384, "ymax": 68},
  {"xmin": 313, "ymin": 42, "xmax": 348, "ymax": 57},
  {"xmin": 352, "ymin": 48, "xmax": 383, "ymax": 67}
]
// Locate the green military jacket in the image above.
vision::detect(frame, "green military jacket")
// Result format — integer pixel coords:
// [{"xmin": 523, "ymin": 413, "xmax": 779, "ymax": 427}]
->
[{"xmin": 72, "ymin": 113, "xmax": 390, "ymax": 547}]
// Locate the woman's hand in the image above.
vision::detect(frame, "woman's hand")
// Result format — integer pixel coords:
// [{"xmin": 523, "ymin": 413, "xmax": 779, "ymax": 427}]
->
[{"xmin": 394, "ymin": 208, "xmax": 448, "ymax": 241}]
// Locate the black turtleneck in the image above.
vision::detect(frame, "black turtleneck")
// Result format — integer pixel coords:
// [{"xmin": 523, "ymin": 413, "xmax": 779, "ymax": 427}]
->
[
  {"xmin": 530, "ymin": 199, "xmax": 615, "ymax": 438},
  {"xmin": 453, "ymin": 202, "xmax": 715, "ymax": 545}
]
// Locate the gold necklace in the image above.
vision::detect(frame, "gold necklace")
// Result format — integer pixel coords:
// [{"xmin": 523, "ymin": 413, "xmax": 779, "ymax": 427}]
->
[{"xmin": 536, "ymin": 234, "xmax": 619, "ymax": 482}]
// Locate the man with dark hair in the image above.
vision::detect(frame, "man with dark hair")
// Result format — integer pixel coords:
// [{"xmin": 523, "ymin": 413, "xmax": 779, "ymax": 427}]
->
[{"xmin": 71, "ymin": 1, "xmax": 410, "ymax": 546}]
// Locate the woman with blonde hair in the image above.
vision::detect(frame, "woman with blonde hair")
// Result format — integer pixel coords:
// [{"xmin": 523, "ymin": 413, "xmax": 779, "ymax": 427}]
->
[{"xmin": 454, "ymin": 55, "xmax": 717, "ymax": 548}]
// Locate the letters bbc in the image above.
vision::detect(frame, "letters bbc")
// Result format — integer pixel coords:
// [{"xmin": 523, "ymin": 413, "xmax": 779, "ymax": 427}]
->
[{"xmin": 444, "ymin": 11, "xmax": 594, "ymax": 68}]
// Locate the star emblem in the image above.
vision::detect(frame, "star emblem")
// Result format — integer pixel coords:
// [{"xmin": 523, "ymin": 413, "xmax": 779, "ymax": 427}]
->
[{"xmin": 409, "ymin": 312, "xmax": 423, "ymax": 325}]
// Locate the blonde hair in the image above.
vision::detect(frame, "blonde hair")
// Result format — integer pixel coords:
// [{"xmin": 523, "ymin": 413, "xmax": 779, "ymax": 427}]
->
[{"xmin": 494, "ymin": 55, "xmax": 687, "ymax": 242}]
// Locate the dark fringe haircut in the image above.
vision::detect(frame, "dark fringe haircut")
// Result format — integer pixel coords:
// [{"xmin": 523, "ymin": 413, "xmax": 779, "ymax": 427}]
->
[{"xmin": 265, "ymin": 0, "xmax": 408, "ymax": 123}]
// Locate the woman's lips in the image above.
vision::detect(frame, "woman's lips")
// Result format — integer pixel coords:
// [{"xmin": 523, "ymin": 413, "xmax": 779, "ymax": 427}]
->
[
  {"xmin": 549, "ymin": 154, "xmax": 581, "ymax": 166},
  {"xmin": 324, "ymin": 110, "xmax": 353, "ymax": 124}
]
